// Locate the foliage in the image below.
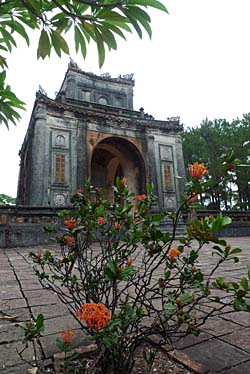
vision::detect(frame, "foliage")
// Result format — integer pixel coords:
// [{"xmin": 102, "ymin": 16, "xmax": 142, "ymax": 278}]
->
[
  {"xmin": 0, "ymin": 0, "xmax": 167, "ymax": 128},
  {"xmin": 0, "ymin": 193, "xmax": 16, "ymax": 205},
  {"xmin": 20, "ymin": 156, "xmax": 250, "ymax": 373},
  {"xmin": 182, "ymin": 116, "xmax": 250, "ymax": 210}
]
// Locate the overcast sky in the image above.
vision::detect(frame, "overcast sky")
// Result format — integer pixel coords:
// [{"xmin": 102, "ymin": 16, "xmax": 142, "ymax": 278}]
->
[{"xmin": 1, "ymin": 0, "xmax": 250, "ymax": 197}]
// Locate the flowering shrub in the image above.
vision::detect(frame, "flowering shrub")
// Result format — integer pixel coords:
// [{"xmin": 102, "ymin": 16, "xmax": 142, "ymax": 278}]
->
[{"xmin": 27, "ymin": 150, "xmax": 250, "ymax": 373}]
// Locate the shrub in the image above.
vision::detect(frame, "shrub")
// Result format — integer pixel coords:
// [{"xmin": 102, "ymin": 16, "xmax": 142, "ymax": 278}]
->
[{"xmin": 24, "ymin": 151, "xmax": 250, "ymax": 373}]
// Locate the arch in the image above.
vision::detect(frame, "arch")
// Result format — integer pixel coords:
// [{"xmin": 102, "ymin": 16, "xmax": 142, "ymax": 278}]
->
[{"xmin": 91, "ymin": 136, "xmax": 146, "ymax": 200}]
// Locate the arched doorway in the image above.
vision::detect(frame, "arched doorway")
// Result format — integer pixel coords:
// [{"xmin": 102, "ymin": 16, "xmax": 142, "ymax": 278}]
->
[{"xmin": 91, "ymin": 137, "xmax": 146, "ymax": 200}]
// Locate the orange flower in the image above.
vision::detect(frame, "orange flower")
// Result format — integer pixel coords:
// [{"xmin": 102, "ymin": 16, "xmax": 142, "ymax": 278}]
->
[
  {"xmin": 76, "ymin": 303, "xmax": 111, "ymax": 331},
  {"xmin": 188, "ymin": 162, "xmax": 208, "ymax": 179},
  {"xmin": 60, "ymin": 329, "xmax": 76, "ymax": 344},
  {"xmin": 136, "ymin": 194, "xmax": 146, "ymax": 202},
  {"xmin": 120, "ymin": 177, "xmax": 127, "ymax": 185},
  {"xmin": 97, "ymin": 217, "xmax": 107, "ymax": 225},
  {"xmin": 64, "ymin": 218, "xmax": 77, "ymax": 230},
  {"xmin": 114, "ymin": 222, "xmax": 121, "ymax": 230},
  {"xmin": 127, "ymin": 258, "xmax": 133, "ymax": 266},
  {"xmin": 117, "ymin": 266, "xmax": 123, "ymax": 273},
  {"xmin": 167, "ymin": 247, "xmax": 181, "ymax": 260},
  {"xmin": 65, "ymin": 235, "xmax": 75, "ymax": 246}
]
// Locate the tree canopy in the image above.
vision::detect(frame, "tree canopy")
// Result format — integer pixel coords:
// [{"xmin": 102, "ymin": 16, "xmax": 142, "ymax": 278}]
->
[
  {"xmin": 0, "ymin": 0, "xmax": 167, "ymax": 128},
  {"xmin": 182, "ymin": 115, "xmax": 250, "ymax": 210},
  {"xmin": 0, "ymin": 193, "xmax": 16, "ymax": 205}
]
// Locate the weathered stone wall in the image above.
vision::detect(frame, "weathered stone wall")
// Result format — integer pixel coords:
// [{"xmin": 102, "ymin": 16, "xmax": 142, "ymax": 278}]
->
[
  {"xmin": 182, "ymin": 210, "xmax": 250, "ymax": 237},
  {"xmin": 17, "ymin": 68, "xmax": 185, "ymax": 214},
  {"xmin": 0, "ymin": 206, "xmax": 66, "ymax": 248}
]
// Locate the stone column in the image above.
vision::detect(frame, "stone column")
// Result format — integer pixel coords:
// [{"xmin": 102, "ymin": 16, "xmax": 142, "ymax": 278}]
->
[
  {"xmin": 28, "ymin": 105, "xmax": 48, "ymax": 205},
  {"xmin": 146, "ymin": 133, "xmax": 160, "ymax": 211},
  {"xmin": 76, "ymin": 119, "xmax": 88, "ymax": 188}
]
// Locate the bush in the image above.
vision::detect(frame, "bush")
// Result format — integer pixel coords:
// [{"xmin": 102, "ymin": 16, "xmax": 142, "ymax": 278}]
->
[{"xmin": 22, "ymin": 153, "xmax": 250, "ymax": 373}]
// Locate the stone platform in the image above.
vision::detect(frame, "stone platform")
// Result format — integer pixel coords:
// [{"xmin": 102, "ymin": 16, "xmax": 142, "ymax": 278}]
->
[{"xmin": 0, "ymin": 237, "xmax": 250, "ymax": 373}]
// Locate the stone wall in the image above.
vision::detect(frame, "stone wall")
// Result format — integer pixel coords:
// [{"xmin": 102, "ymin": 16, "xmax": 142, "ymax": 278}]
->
[
  {"xmin": 0, "ymin": 206, "xmax": 66, "ymax": 248},
  {"xmin": 182, "ymin": 210, "xmax": 250, "ymax": 237},
  {"xmin": 1, "ymin": 207, "xmax": 249, "ymax": 248}
]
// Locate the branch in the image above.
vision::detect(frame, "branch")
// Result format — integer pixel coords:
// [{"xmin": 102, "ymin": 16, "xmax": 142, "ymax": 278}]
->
[{"xmin": 75, "ymin": 0, "xmax": 126, "ymax": 8}]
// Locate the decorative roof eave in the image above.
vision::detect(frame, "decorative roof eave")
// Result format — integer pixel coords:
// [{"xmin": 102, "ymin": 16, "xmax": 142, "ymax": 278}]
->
[{"xmin": 35, "ymin": 92, "xmax": 183, "ymax": 133}]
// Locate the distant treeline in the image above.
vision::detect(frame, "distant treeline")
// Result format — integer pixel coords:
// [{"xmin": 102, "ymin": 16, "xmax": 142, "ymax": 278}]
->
[{"xmin": 182, "ymin": 114, "xmax": 250, "ymax": 210}]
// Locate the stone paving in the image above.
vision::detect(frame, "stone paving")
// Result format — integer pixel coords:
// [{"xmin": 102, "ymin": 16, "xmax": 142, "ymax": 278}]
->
[{"xmin": 0, "ymin": 237, "xmax": 250, "ymax": 374}]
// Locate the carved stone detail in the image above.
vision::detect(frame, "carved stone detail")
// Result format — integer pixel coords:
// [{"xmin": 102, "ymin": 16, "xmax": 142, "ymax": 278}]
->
[
  {"xmin": 164, "ymin": 195, "xmax": 176, "ymax": 211},
  {"xmin": 160, "ymin": 145, "xmax": 173, "ymax": 161},
  {"xmin": 54, "ymin": 193, "xmax": 67, "ymax": 206}
]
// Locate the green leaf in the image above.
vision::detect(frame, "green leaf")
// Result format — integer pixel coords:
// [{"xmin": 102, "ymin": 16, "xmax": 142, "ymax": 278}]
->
[
  {"xmin": 129, "ymin": 0, "xmax": 168, "ymax": 13},
  {"xmin": 94, "ymin": 28, "xmax": 105, "ymax": 67},
  {"xmin": 241, "ymin": 277, "xmax": 249, "ymax": 291},
  {"xmin": 104, "ymin": 23, "xmax": 126, "ymax": 40},
  {"xmin": 247, "ymin": 265, "xmax": 250, "ymax": 281},
  {"xmin": 74, "ymin": 25, "xmax": 87, "ymax": 58},
  {"xmin": 96, "ymin": 205, "xmax": 105, "ymax": 217},
  {"xmin": 98, "ymin": 25, "xmax": 117, "ymax": 50},
  {"xmin": 120, "ymin": 265, "xmax": 135, "ymax": 280},
  {"xmin": 221, "ymin": 216, "xmax": 232, "ymax": 226},
  {"xmin": 10, "ymin": 20, "xmax": 30, "ymax": 46},
  {"xmin": 50, "ymin": 30, "xmax": 69, "ymax": 56},
  {"xmin": 122, "ymin": 10, "xmax": 142, "ymax": 38},
  {"xmin": 35, "ymin": 314, "xmax": 44, "ymax": 330},
  {"xmin": 179, "ymin": 292, "xmax": 194, "ymax": 304},
  {"xmin": 37, "ymin": 29, "xmax": 51, "ymax": 59},
  {"xmin": 56, "ymin": 337, "xmax": 66, "ymax": 351},
  {"xmin": 230, "ymin": 248, "xmax": 242, "ymax": 255},
  {"xmin": 0, "ymin": 27, "xmax": 17, "ymax": 51},
  {"xmin": 0, "ymin": 70, "xmax": 6, "ymax": 86}
]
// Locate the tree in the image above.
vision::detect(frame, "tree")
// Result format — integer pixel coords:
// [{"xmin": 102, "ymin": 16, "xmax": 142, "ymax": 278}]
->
[
  {"xmin": 0, "ymin": 193, "xmax": 16, "ymax": 205},
  {"xmin": 0, "ymin": 0, "xmax": 167, "ymax": 128},
  {"xmin": 182, "ymin": 116, "xmax": 250, "ymax": 210}
]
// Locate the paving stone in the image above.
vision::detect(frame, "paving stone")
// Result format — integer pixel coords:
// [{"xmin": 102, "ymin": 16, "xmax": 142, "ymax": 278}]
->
[
  {"xmin": 16, "ymin": 273, "xmax": 38, "ymax": 281},
  {"xmin": 40, "ymin": 328, "xmax": 88, "ymax": 358},
  {"xmin": 31, "ymin": 303, "xmax": 70, "ymax": 319},
  {"xmin": 201, "ymin": 317, "xmax": 241, "ymax": 337},
  {"xmin": 21, "ymin": 282, "xmax": 43, "ymax": 291},
  {"xmin": 0, "ymin": 323, "xmax": 23, "ymax": 343},
  {"xmin": 182, "ymin": 338, "xmax": 250, "ymax": 372},
  {"xmin": 0, "ymin": 341, "xmax": 36, "ymax": 370},
  {"xmin": 1, "ymin": 298, "xmax": 27, "ymax": 310},
  {"xmin": 220, "ymin": 327, "xmax": 250, "ymax": 353},
  {"xmin": 0, "ymin": 363, "xmax": 31, "ymax": 373},
  {"xmin": 0, "ymin": 308, "xmax": 30, "ymax": 324},
  {"xmin": 0, "ymin": 280, "xmax": 19, "ymax": 287},
  {"xmin": 0, "ymin": 290, "xmax": 23, "ymax": 300},
  {"xmin": 42, "ymin": 315, "xmax": 80, "ymax": 336},
  {"xmin": 220, "ymin": 311, "xmax": 250, "ymax": 328},
  {"xmin": 219, "ymin": 359, "xmax": 250, "ymax": 373},
  {"xmin": 27, "ymin": 295, "xmax": 60, "ymax": 307},
  {"xmin": 174, "ymin": 330, "xmax": 213, "ymax": 350}
]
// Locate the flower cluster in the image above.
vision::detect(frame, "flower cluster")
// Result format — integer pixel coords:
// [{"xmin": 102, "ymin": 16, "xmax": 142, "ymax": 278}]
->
[
  {"xmin": 59, "ymin": 329, "xmax": 76, "ymax": 344},
  {"xmin": 188, "ymin": 162, "xmax": 208, "ymax": 179},
  {"xmin": 97, "ymin": 217, "xmax": 107, "ymax": 225},
  {"xmin": 136, "ymin": 194, "xmax": 147, "ymax": 201},
  {"xmin": 65, "ymin": 235, "xmax": 75, "ymax": 246},
  {"xmin": 76, "ymin": 303, "xmax": 111, "ymax": 331},
  {"xmin": 64, "ymin": 218, "xmax": 77, "ymax": 230},
  {"xmin": 167, "ymin": 247, "xmax": 181, "ymax": 260}
]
